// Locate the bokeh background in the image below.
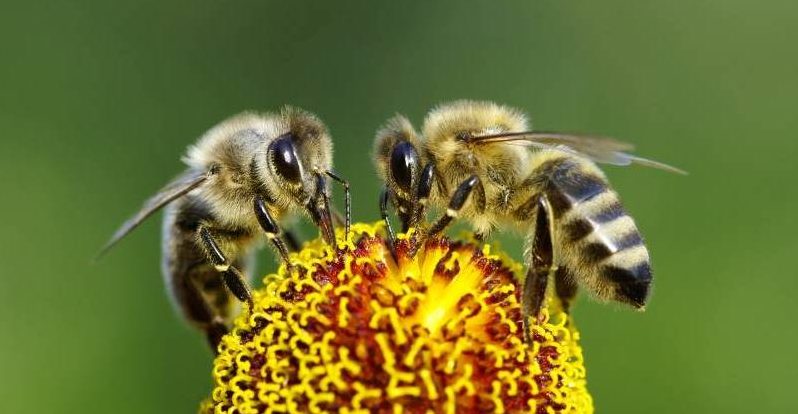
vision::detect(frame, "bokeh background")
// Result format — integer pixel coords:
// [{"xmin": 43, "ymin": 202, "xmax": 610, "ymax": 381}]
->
[{"xmin": 2, "ymin": 1, "xmax": 797, "ymax": 413}]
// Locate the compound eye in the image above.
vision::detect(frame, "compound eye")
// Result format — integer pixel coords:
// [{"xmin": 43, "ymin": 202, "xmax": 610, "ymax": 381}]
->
[
  {"xmin": 269, "ymin": 133, "xmax": 303, "ymax": 184},
  {"xmin": 390, "ymin": 141, "xmax": 419, "ymax": 193}
]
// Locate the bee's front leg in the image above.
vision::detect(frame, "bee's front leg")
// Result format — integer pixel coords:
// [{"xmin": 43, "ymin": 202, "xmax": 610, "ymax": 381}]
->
[
  {"xmin": 283, "ymin": 228, "xmax": 302, "ymax": 252},
  {"xmin": 409, "ymin": 175, "xmax": 479, "ymax": 256},
  {"xmin": 254, "ymin": 196, "xmax": 298, "ymax": 273},
  {"xmin": 409, "ymin": 162, "xmax": 435, "ymax": 229},
  {"xmin": 379, "ymin": 187, "xmax": 399, "ymax": 260},
  {"xmin": 425, "ymin": 175, "xmax": 479, "ymax": 237},
  {"xmin": 308, "ymin": 172, "xmax": 336, "ymax": 246},
  {"xmin": 325, "ymin": 169, "xmax": 351, "ymax": 237}
]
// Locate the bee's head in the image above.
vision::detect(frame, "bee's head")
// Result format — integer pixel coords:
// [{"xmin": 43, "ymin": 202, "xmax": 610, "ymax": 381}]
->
[
  {"xmin": 422, "ymin": 100, "xmax": 529, "ymax": 174},
  {"xmin": 255, "ymin": 107, "xmax": 331, "ymax": 200},
  {"xmin": 373, "ymin": 115, "xmax": 423, "ymax": 201},
  {"xmin": 255, "ymin": 107, "xmax": 335, "ymax": 241}
]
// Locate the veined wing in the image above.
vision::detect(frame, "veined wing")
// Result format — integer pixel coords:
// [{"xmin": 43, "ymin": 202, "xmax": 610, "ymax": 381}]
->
[
  {"xmin": 472, "ymin": 131, "xmax": 686, "ymax": 175},
  {"xmin": 96, "ymin": 168, "xmax": 211, "ymax": 259}
]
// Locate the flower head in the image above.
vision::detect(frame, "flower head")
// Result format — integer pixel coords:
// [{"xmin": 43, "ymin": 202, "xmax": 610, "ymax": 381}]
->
[{"xmin": 202, "ymin": 223, "xmax": 592, "ymax": 413}]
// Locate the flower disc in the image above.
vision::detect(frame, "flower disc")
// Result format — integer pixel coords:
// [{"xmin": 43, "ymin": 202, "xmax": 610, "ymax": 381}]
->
[{"xmin": 202, "ymin": 223, "xmax": 592, "ymax": 414}]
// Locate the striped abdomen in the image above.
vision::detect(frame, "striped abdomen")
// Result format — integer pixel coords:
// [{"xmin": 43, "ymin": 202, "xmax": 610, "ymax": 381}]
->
[{"xmin": 540, "ymin": 156, "xmax": 652, "ymax": 308}]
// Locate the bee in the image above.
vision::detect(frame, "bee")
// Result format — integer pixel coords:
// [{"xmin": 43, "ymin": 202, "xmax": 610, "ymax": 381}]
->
[
  {"xmin": 99, "ymin": 107, "xmax": 350, "ymax": 350},
  {"xmin": 374, "ymin": 100, "xmax": 683, "ymax": 337}
]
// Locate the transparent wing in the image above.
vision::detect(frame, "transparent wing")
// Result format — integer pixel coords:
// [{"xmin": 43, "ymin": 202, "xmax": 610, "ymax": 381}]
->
[
  {"xmin": 472, "ymin": 131, "xmax": 686, "ymax": 174},
  {"xmin": 96, "ymin": 169, "xmax": 211, "ymax": 259}
]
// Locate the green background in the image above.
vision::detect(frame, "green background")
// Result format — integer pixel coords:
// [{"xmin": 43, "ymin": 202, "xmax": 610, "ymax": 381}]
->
[{"xmin": 1, "ymin": 1, "xmax": 796, "ymax": 412}]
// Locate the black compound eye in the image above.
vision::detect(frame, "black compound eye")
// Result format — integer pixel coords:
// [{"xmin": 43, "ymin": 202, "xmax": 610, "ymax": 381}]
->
[
  {"xmin": 269, "ymin": 133, "xmax": 302, "ymax": 184},
  {"xmin": 390, "ymin": 141, "xmax": 420, "ymax": 192}
]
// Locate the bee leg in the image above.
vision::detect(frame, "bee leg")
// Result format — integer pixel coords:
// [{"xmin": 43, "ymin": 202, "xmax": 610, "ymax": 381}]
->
[
  {"xmin": 426, "ymin": 175, "xmax": 479, "ymax": 237},
  {"xmin": 410, "ymin": 175, "xmax": 479, "ymax": 255},
  {"xmin": 379, "ymin": 187, "xmax": 398, "ymax": 260},
  {"xmin": 191, "ymin": 280, "xmax": 230, "ymax": 352},
  {"xmin": 473, "ymin": 178, "xmax": 487, "ymax": 214},
  {"xmin": 179, "ymin": 274, "xmax": 230, "ymax": 352},
  {"xmin": 254, "ymin": 196, "xmax": 296, "ymax": 273},
  {"xmin": 205, "ymin": 319, "xmax": 228, "ymax": 352},
  {"xmin": 392, "ymin": 194, "xmax": 414, "ymax": 234},
  {"xmin": 397, "ymin": 204, "xmax": 413, "ymax": 233},
  {"xmin": 409, "ymin": 162, "xmax": 435, "ymax": 229},
  {"xmin": 554, "ymin": 267, "xmax": 578, "ymax": 314},
  {"xmin": 283, "ymin": 228, "xmax": 301, "ymax": 252},
  {"xmin": 309, "ymin": 172, "xmax": 336, "ymax": 245},
  {"xmin": 325, "ymin": 169, "xmax": 351, "ymax": 237},
  {"xmin": 522, "ymin": 195, "xmax": 557, "ymax": 343},
  {"xmin": 197, "ymin": 226, "xmax": 254, "ymax": 309}
]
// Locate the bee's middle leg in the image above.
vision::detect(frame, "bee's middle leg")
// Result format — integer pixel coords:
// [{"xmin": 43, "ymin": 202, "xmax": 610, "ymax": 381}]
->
[{"xmin": 197, "ymin": 225, "xmax": 254, "ymax": 309}]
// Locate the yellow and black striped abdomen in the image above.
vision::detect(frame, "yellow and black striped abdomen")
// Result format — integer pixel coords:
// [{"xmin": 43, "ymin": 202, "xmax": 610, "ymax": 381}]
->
[{"xmin": 538, "ymin": 156, "xmax": 652, "ymax": 308}]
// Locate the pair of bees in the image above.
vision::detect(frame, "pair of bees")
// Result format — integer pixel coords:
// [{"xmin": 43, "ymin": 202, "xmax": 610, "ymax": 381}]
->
[{"xmin": 101, "ymin": 101, "xmax": 682, "ymax": 350}]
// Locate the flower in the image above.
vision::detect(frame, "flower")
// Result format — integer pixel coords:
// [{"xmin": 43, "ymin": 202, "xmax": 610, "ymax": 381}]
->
[{"xmin": 201, "ymin": 223, "xmax": 592, "ymax": 413}]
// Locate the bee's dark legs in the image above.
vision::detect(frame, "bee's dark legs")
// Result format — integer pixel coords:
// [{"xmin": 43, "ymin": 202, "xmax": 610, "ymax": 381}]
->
[
  {"xmin": 394, "ymin": 198, "xmax": 413, "ymax": 233},
  {"xmin": 254, "ymin": 196, "xmax": 296, "ymax": 272},
  {"xmin": 473, "ymin": 179, "xmax": 488, "ymax": 215},
  {"xmin": 522, "ymin": 196, "xmax": 557, "ymax": 344},
  {"xmin": 379, "ymin": 187, "xmax": 398, "ymax": 259},
  {"xmin": 205, "ymin": 317, "xmax": 228, "ymax": 352},
  {"xmin": 554, "ymin": 267, "xmax": 578, "ymax": 314},
  {"xmin": 183, "ymin": 275, "xmax": 230, "ymax": 353},
  {"xmin": 410, "ymin": 175, "xmax": 479, "ymax": 255},
  {"xmin": 398, "ymin": 207, "xmax": 413, "ymax": 233},
  {"xmin": 283, "ymin": 229, "xmax": 301, "ymax": 252},
  {"xmin": 426, "ymin": 175, "xmax": 479, "ymax": 238},
  {"xmin": 310, "ymin": 173, "xmax": 336, "ymax": 245},
  {"xmin": 409, "ymin": 162, "xmax": 435, "ymax": 229},
  {"xmin": 523, "ymin": 269, "xmax": 548, "ymax": 343},
  {"xmin": 197, "ymin": 226, "xmax": 254, "ymax": 309},
  {"xmin": 325, "ymin": 169, "xmax": 351, "ymax": 237}
]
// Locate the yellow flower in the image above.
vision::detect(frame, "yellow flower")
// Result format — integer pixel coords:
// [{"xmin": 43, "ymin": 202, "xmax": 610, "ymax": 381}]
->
[{"xmin": 201, "ymin": 223, "xmax": 592, "ymax": 414}]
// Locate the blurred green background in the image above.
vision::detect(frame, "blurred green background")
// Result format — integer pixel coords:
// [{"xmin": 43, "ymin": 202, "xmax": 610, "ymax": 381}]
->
[{"xmin": 1, "ymin": 1, "xmax": 796, "ymax": 412}]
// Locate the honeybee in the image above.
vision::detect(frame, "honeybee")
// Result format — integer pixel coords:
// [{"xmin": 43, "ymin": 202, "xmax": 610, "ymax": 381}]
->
[
  {"xmin": 99, "ymin": 107, "xmax": 350, "ymax": 350},
  {"xmin": 374, "ymin": 100, "xmax": 683, "ymax": 337}
]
